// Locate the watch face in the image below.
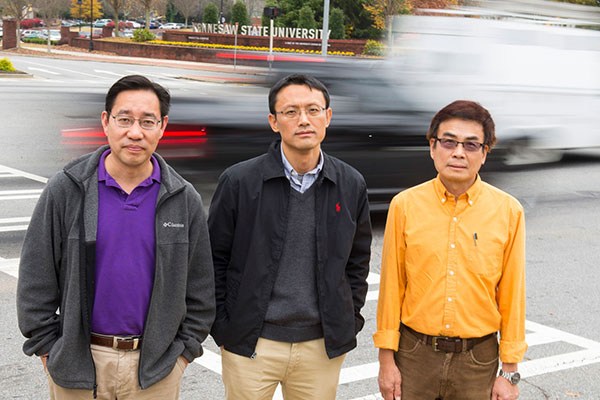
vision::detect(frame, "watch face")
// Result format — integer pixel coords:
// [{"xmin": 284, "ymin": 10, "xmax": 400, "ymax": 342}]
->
[{"xmin": 510, "ymin": 372, "xmax": 521, "ymax": 385}]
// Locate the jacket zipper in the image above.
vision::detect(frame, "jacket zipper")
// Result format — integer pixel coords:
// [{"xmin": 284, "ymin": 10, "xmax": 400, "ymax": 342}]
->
[
  {"xmin": 138, "ymin": 186, "xmax": 184, "ymax": 388},
  {"xmin": 65, "ymin": 170, "xmax": 98, "ymax": 396}
]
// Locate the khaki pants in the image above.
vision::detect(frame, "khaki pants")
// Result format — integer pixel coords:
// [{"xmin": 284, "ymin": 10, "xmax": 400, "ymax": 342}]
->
[
  {"xmin": 46, "ymin": 344, "xmax": 186, "ymax": 400},
  {"xmin": 394, "ymin": 325, "xmax": 499, "ymax": 400},
  {"xmin": 222, "ymin": 337, "xmax": 346, "ymax": 400}
]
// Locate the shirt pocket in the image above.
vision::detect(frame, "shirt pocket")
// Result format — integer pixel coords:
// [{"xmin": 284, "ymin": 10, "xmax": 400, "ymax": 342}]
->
[{"xmin": 466, "ymin": 233, "xmax": 504, "ymax": 275}]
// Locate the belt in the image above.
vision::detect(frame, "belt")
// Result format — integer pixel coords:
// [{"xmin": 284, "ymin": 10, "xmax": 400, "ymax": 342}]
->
[
  {"xmin": 90, "ymin": 333, "xmax": 142, "ymax": 351},
  {"xmin": 403, "ymin": 325, "xmax": 496, "ymax": 353}
]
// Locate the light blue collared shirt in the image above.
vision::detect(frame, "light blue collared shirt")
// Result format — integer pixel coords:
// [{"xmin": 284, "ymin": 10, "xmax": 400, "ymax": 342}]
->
[{"xmin": 281, "ymin": 146, "xmax": 324, "ymax": 193}]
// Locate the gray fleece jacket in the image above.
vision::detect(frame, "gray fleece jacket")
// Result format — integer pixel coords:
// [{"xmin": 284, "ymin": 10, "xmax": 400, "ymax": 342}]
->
[{"xmin": 17, "ymin": 145, "xmax": 215, "ymax": 391}]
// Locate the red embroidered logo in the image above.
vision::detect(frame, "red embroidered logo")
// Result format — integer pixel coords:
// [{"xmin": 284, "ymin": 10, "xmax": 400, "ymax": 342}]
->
[{"xmin": 336, "ymin": 203, "xmax": 341, "ymax": 212}]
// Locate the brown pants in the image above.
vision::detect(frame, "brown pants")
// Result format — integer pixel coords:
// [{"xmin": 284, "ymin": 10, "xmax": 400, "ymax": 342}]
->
[
  {"xmin": 46, "ymin": 344, "xmax": 186, "ymax": 400},
  {"xmin": 222, "ymin": 337, "xmax": 346, "ymax": 400},
  {"xmin": 394, "ymin": 325, "xmax": 499, "ymax": 400}
]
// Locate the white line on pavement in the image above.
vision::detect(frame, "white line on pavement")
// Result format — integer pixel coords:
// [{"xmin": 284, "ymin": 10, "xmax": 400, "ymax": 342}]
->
[
  {"xmin": 125, "ymin": 70, "xmax": 178, "ymax": 80},
  {"xmin": 28, "ymin": 67, "xmax": 60, "ymax": 75},
  {"xmin": 94, "ymin": 69, "xmax": 123, "ymax": 77},
  {"xmin": 0, "ymin": 195, "xmax": 40, "ymax": 201},
  {"xmin": 0, "ymin": 225, "xmax": 29, "ymax": 232},
  {"xmin": 0, "ymin": 217, "xmax": 31, "ymax": 224},
  {"xmin": 0, "ymin": 165, "xmax": 48, "ymax": 183},
  {"xmin": 0, "ymin": 258, "xmax": 19, "ymax": 278},
  {"xmin": 19, "ymin": 60, "xmax": 103, "ymax": 78},
  {"xmin": 0, "ymin": 189, "xmax": 44, "ymax": 195}
]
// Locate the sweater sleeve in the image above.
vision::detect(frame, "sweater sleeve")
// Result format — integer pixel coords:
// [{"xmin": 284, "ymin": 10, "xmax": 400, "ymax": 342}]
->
[
  {"xmin": 177, "ymin": 190, "xmax": 216, "ymax": 362},
  {"xmin": 17, "ymin": 181, "xmax": 63, "ymax": 357}
]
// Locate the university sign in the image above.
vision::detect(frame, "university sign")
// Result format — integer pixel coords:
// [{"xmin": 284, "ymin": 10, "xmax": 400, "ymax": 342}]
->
[{"xmin": 193, "ymin": 23, "xmax": 331, "ymax": 40}]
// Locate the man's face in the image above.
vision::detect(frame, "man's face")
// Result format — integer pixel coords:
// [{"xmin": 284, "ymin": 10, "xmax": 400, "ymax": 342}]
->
[
  {"xmin": 430, "ymin": 118, "xmax": 488, "ymax": 190},
  {"xmin": 101, "ymin": 89, "xmax": 167, "ymax": 171},
  {"xmin": 268, "ymin": 84, "xmax": 332, "ymax": 155}
]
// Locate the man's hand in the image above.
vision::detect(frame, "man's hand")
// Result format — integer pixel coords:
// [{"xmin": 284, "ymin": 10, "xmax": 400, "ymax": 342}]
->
[
  {"xmin": 378, "ymin": 348, "xmax": 402, "ymax": 400},
  {"xmin": 40, "ymin": 354, "xmax": 48, "ymax": 372},
  {"xmin": 179, "ymin": 356, "xmax": 189, "ymax": 368},
  {"xmin": 491, "ymin": 376, "xmax": 519, "ymax": 400}
]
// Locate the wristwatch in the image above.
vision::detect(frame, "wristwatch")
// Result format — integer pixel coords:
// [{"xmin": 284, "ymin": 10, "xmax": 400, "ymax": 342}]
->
[{"xmin": 499, "ymin": 369, "xmax": 521, "ymax": 385}]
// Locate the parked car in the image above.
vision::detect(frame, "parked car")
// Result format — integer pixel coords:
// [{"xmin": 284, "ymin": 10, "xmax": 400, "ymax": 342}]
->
[
  {"xmin": 159, "ymin": 22, "xmax": 181, "ymax": 30},
  {"xmin": 126, "ymin": 20, "xmax": 142, "ymax": 29},
  {"xmin": 21, "ymin": 29, "xmax": 44, "ymax": 39},
  {"xmin": 93, "ymin": 19, "xmax": 112, "ymax": 28}
]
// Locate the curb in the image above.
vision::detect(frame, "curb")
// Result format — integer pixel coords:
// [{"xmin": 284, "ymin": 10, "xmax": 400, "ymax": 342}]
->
[{"xmin": 0, "ymin": 71, "xmax": 32, "ymax": 78}]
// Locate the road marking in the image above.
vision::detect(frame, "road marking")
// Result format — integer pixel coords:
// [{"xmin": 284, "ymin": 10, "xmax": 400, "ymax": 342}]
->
[
  {"xmin": 0, "ymin": 189, "xmax": 43, "ymax": 201},
  {"xmin": 125, "ymin": 70, "xmax": 178, "ymax": 80},
  {"xmin": 28, "ymin": 67, "xmax": 60, "ymax": 75},
  {"xmin": 94, "ymin": 69, "xmax": 123, "ymax": 77},
  {"xmin": 19, "ymin": 60, "xmax": 103, "ymax": 78},
  {"xmin": 0, "ymin": 165, "xmax": 48, "ymax": 183},
  {"xmin": 0, "ymin": 217, "xmax": 31, "ymax": 233},
  {"xmin": 0, "ymin": 258, "xmax": 19, "ymax": 278}
]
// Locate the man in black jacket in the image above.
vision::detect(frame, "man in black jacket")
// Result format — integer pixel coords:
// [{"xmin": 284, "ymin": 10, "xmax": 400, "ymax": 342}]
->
[{"xmin": 208, "ymin": 74, "xmax": 372, "ymax": 400}]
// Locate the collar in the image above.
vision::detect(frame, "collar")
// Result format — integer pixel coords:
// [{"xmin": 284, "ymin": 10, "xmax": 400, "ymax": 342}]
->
[
  {"xmin": 280, "ymin": 145, "xmax": 324, "ymax": 178},
  {"xmin": 263, "ymin": 140, "xmax": 336, "ymax": 184},
  {"xmin": 97, "ymin": 149, "xmax": 161, "ymax": 189},
  {"xmin": 433, "ymin": 174, "xmax": 482, "ymax": 206}
]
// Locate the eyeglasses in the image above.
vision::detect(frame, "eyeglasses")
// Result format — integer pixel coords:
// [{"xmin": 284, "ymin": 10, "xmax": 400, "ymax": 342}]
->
[
  {"xmin": 275, "ymin": 106, "xmax": 327, "ymax": 120},
  {"xmin": 110, "ymin": 113, "xmax": 162, "ymax": 130},
  {"xmin": 435, "ymin": 137, "xmax": 485, "ymax": 152}
]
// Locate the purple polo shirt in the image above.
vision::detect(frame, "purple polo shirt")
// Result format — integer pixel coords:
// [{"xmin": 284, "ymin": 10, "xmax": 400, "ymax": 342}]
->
[{"xmin": 91, "ymin": 149, "xmax": 161, "ymax": 336}]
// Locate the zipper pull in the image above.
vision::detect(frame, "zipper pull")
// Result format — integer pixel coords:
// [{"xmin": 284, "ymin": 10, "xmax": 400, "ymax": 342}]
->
[
  {"xmin": 93, "ymin": 383, "xmax": 98, "ymax": 398},
  {"xmin": 250, "ymin": 352, "xmax": 257, "ymax": 360}
]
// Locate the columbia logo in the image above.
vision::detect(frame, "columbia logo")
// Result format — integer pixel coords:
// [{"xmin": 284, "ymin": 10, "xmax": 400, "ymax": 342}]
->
[{"xmin": 163, "ymin": 222, "xmax": 185, "ymax": 228}]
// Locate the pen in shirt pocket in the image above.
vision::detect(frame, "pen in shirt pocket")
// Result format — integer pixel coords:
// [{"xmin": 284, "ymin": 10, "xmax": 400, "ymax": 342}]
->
[{"xmin": 473, "ymin": 232, "xmax": 478, "ymax": 246}]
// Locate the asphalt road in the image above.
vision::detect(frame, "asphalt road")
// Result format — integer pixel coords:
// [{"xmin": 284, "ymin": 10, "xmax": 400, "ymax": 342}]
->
[{"xmin": 1, "ymin": 54, "xmax": 600, "ymax": 399}]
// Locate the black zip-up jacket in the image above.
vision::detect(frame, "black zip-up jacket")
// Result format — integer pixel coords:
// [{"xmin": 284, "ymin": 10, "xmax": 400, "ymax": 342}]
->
[{"xmin": 208, "ymin": 141, "xmax": 372, "ymax": 358}]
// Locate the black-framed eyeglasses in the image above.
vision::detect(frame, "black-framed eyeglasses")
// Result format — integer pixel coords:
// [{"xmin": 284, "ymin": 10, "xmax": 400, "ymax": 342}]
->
[
  {"xmin": 109, "ymin": 113, "xmax": 162, "ymax": 130},
  {"xmin": 275, "ymin": 106, "xmax": 327, "ymax": 120},
  {"xmin": 435, "ymin": 137, "xmax": 485, "ymax": 152}
]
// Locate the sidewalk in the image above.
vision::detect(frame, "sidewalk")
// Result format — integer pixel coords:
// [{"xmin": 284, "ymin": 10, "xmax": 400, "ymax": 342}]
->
[{"xmin": 1, "ymin": 44, "xmax": 270, "ymax": 83}]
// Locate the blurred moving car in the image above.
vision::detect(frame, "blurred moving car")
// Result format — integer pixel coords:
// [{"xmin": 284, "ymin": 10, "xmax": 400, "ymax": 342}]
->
[{"xmin": 388, "ymin": 14, "xmax": 600, "ymax": 165}]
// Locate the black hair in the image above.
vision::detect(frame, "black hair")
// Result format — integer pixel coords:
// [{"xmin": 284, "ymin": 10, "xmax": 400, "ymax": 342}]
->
[
  {"xmin": 268, "ymin": 74, "xmax": 330, "ymax": 115},
  {"xmin": 105, "ymin": 75, "xmax": 171, "ymax": 118}
]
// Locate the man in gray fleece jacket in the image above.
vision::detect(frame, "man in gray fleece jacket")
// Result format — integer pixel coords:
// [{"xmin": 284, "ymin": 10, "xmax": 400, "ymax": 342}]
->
[{"xmin": 16, "ymin": 75, "xmax": 215, "ymax": 399}]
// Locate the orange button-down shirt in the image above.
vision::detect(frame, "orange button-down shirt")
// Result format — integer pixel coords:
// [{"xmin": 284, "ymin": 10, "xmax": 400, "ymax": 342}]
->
[{"xmin": 373, "ymin": 175, "xmax": 527, "ymax": 363}]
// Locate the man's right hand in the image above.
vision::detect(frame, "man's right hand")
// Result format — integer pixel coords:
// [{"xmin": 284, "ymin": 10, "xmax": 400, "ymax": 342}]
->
[
  {"xmin": 40, "ymin": 354, "xmax": 48, "ymax": 372},
  {"xmin": 378, "ymin": 348, "xmax": 402, "ymax": 400}
]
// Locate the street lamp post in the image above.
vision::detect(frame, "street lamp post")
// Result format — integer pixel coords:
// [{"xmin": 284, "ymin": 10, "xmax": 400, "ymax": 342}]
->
[
  {"xmin": 219, "ymin": 0, "xmax": 225, "ymax": 24},
  {"xmin": 77, "ymin": 0, "xmax": 82, "ymax": 33},
  {"xmin": 89, "ymin": 0, "xmax": 94, "ymax": 51}
]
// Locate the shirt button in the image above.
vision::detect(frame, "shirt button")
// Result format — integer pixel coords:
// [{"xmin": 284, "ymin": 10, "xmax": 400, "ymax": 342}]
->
[
  {"xmin": 453, "ymin": 217, "xmax": 457, "ymax": 222},
  {"xmin": 448, "ymin": 297, "xmax": 452, "ymax": 302},
  {"xmin": 450, "ymin": 243, "xmax": 455, "ymax": 249},
  {"xmin": 469, "ymin": 200, "xmax": 473, "ymax": 205},
  {"xmin": 441, "ymin": 198, "xmax": 446, "ymax": 203},
  {"xmin": 446, "ymin": 324, "xmax": 450, "ymax": 329},
  {"xmin": 449, "ymin": 270, "xmax": 455, "ymax": 275}
]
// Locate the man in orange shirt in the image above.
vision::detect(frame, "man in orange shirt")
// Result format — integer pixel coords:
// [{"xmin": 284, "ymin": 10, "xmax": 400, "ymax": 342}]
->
[{"xmin": 374, "ymin": 100, "xmax": 526, "ymax": 400}]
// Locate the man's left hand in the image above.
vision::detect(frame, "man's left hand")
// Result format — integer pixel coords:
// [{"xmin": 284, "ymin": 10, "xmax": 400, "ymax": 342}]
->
[
  {"xmin": 179, "ymin": 356, "xmax": 189, "ymax": 368},
  {"xmin": 491, "ymin": 376, "xmax": 519, "ymax": 400}
]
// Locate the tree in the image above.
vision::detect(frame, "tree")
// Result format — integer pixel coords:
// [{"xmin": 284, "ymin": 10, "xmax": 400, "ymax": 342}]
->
[
  {"xmin": 297, "ymin": 4, "xmax": 315, "ymax": 29},
  {"xmin": 329, "ymin": 7, "xmax": 344, "ymax": 39},
  {"xmin": 230, "ymin": 0, "xmax": 249, "ymax": 26},
  {"xmin": 363, "ymin": 0, "xmax": 410, "ymax": 44},
  {"xmin": 70, "ymin": 0, "xmax": 103, "ymax": 21},
  {"xmin": 35, "ymin": 0, "xmax": 71, "ymax": 51},
  {"xmin": 103, "ymin": 0, "xmax": 126, "ymax": 36},
  {"xmin": 203, "ymin": 2, "xmax": 218, "ymax": 23},
  {"xmin": 172, "ymin": 0, "xmax": 199, "ymax": 26},
  {"xmin": 136, "ymin": 0, "xmax": 167, "ymax": 29},
  {"xmin": 0, "ymin": 0, "xmax": 28, "ymax": 48}
]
